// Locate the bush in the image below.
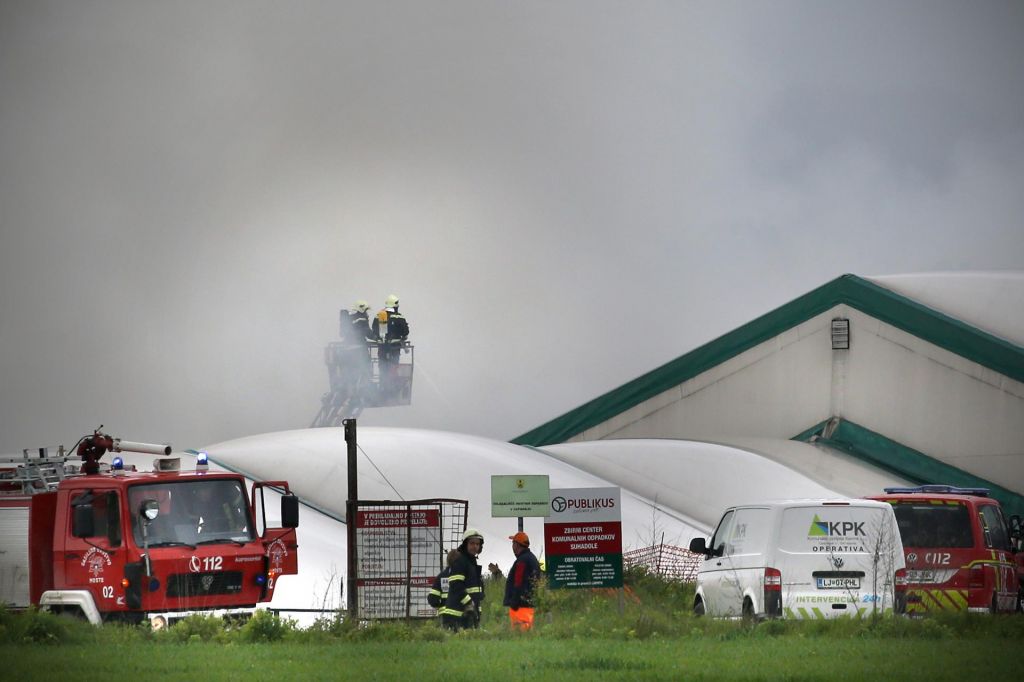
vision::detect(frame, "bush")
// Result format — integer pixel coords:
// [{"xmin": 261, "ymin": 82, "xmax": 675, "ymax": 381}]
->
[
  {"xmin": 163, "ymin": 613, "xmax": 229, "ymax": 643},
  {"xmin": 240, "ymin": 609, "xmax": 296, "ymax": 642},
  {"xmin": 0, "ymin": 607, "xmax": 82, "ymax": 645}
]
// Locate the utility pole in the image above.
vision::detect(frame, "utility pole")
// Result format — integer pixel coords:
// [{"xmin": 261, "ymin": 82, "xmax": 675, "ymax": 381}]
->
[{"xmin": 344, "ymin": 418, "xmax": 358, "ymax": 619}]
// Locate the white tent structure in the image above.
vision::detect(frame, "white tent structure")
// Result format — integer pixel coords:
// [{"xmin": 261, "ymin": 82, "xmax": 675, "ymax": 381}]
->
[
  {"xmin": 538, "ymin": 438, "xmax": 911, "ymax": 529},
  {"xmin": 201, "ymin": 426, "xmax": 912, "ymax": 621}
]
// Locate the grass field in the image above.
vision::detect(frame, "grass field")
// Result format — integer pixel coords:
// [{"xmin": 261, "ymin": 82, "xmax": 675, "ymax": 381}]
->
[
  {"xmin": 3, "ymin": 569, "xmax": 1020, "ymax": 681},
  {"xmin": 3, "ymin": 636, "xmax": 1020, "ymax": 681}
]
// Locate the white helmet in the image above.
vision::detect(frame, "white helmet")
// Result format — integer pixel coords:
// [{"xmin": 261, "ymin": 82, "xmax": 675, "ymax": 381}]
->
[
  {"xmin": 385, "ymin": 294, "xmax": 399, "ymax": 308},
  {"xmin": 354, "ymin": 300, "xmax": 369, "ymax": 313},
  {"xmin": 462, "ymin": 528, "xmax": 484, "ymax": 545}
]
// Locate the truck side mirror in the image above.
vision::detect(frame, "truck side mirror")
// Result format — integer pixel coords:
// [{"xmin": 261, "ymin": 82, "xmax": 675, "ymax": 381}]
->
[
  {"xmin": 1009, "ymin": 515, "xmax": 1021, "ymax": 538},
  {"xmin": 281, "ymin": 494, "xmax": 299, "ymax": 529},
  {"xmin": 72, "ymin": 504, "xmax": 95, "ymax": 538},
  {"xmin": 689, "ymin": 537, "xmax": 707, "ymax": 555}
]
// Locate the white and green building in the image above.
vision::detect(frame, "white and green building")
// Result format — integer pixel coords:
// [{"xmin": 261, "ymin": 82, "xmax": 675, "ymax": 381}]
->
[{"xmin": 515, "ymin": 272, "xmax": 1024, "ymax": 519}]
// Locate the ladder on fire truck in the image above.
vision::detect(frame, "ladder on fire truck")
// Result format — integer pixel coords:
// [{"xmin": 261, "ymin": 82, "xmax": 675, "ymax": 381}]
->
[
  {"xmin": 0, "ymin": 447, "xmax": 77, "ymax": 495},
  {"xmin": 310, "ymin": 342, "xmax": 414, "ymax": 427}
]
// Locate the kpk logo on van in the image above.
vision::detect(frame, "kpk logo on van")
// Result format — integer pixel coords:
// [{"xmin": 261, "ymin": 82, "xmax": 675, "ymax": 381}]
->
[{"xmin": 808, "ymin": 515, "xmax": 866, "ymax": 537}]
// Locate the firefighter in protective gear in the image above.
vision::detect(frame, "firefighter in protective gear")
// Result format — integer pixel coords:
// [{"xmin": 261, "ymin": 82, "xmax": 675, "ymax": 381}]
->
[
  {"xmin": 441, "ymin": 529, "xmax": 485, "ymax": 630},
  {"xmin": 428, "ymin": 549, "xmax": 460, "ymax": 612},
  {"xmin": 330, "ymin": 300, "xmax": 374, "ymax": 402},
  {"xmin": 348, "ymin": 300, "xmax": 374, "ymax": 346},
  {"xmin": 371, "ymin": 293, "xmax": 409, "ymax": 400}
]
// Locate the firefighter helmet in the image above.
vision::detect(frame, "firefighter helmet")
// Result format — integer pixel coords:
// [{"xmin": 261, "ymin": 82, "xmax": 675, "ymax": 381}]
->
[
  {"xmin": 462, "ymin": 528, "xmax": 484, "ymax": 545},
  {"xmin": 354, "ymin": 300, "xmax": 369, "ymax": 313},
  {"xmin": 385, "ymin": 293, "xmax": 399, "ymax": 308}
]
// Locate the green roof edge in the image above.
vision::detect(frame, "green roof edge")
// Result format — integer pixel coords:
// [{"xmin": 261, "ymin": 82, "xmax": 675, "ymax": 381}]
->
[
  {"xmin": 512, "ymin": 273, "xmax": 1024, "ymax": 447},
  {"xmin": 795, "ymin": 418, "xmax": 1024, "ymax": 518}
]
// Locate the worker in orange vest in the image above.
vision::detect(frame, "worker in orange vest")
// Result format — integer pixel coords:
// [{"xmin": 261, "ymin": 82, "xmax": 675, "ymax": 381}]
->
[{"xmin": 503, "ymin": 531, "xmax": 541, "ymax": 630}]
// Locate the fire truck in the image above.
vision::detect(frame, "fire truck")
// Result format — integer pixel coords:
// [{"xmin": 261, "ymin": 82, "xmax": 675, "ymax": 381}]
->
[
  {"xmin": 0, "ymin": 429, "xmax": 299, "ymax": 625},
  {"xmin": 869, "ymin": 485, "xmax": 1022, "ymax": 614}
]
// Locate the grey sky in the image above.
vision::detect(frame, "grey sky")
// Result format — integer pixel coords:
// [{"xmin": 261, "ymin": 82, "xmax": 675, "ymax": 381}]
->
[{"xmin": 1, "ymin": 1, "xmax": 1022, "ymax": 453}]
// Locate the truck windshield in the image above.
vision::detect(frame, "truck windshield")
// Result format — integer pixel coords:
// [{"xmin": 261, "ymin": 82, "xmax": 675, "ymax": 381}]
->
[
  {"xmin": 892, "ymin": 502, "xmax": 973, "ymax": 548},
  {"xmin": 128, "ymin": 480, "xmax": 254, "ymax": 547}
]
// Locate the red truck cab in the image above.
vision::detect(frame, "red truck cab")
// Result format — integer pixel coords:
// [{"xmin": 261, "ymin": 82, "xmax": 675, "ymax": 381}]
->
[
  {"xmin": 4, "ymin": 449, "xmax": 299, "ymax": 625},
  {"xmin": 868, "ymin": 485, "xmax": 1020, "ymax": 614}
]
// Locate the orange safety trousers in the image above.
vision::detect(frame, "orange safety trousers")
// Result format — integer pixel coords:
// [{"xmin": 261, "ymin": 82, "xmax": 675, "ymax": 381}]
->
[{"xmin": 508, "ymin": 607, "xmax": 535, "ymax": 630}]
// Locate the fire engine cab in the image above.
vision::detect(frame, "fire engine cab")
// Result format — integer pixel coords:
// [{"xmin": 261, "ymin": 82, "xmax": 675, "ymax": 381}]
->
[
  {"xmin": 869, "ymin": 485, "xmax": 1022, "ymax": 614},
  {"xmin": 0, "ymin": 430, "xmax": 299, "ymax": 625}
]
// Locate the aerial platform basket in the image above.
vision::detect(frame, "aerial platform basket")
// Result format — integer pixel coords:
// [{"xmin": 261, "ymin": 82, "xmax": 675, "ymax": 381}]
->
[{"xmin": 311, "ymin": 342, "xmax": 414, "ymax": 427}]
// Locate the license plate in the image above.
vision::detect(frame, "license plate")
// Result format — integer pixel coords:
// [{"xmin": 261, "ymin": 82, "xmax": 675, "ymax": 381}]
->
[
  {"xmin": 907, "ymin": 569, "xmax": 935, "ymax": 583},
  {"xmin": 816, "ymin": 577, "xmax": 860, "ymax": 589}
]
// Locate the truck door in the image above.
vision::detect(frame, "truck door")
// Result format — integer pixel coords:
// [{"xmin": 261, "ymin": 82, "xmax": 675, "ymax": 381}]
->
[
  {"xmin": 979, "ymin": 504, "xmax": 1016, "ymax": 612},
  {"xmin": 251, "ymin": 481, "xmax": 299, "ymax": 580},
  {"xmin": 61, "ymin": 490, "xmax": 126, "ymax": 614}
]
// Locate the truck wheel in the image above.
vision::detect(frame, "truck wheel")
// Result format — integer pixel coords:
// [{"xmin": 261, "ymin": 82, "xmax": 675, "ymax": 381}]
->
[
  {"xmin": 53, "ymin": 607, "xmax": 87, "ymax": 622},
  {"xmin": 742, "ymin": 598, "xmax": 755, "ymax": 621},
  {"xmin": 693, "ymin": 597, "xmax": 705, "ymax": 617}
]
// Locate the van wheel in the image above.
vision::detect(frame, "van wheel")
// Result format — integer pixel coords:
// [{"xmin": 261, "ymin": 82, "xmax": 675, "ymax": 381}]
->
[
  {"xmin": 742, "ymin": 598, "xmax": 755, "ymax": 621},
  {"xmin": 693, "ymin": 597, "xmax": 705, "ymax": 617}
]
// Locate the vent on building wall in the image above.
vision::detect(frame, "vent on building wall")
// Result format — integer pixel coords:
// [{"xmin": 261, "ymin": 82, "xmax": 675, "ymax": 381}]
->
[{"xmin": 831, "ymin": 318, "xmax": 850, "ymax": 350}]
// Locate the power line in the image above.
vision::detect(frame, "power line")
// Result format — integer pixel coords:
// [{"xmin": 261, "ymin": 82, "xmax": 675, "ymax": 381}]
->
[{"xmin": 357, "ymin": 443, "xmax": 404, "ymax": 500}]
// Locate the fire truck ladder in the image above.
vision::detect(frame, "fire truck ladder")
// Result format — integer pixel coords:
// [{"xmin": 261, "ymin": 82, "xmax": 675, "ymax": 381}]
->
[
  {"xmin": 0, "ymin": 447, "xmax": 76, "ymax": 494},
  {"xmin": 310, "ymin": 387, "xmax": 365, "ymax": 427},
  {"xmin": 310, "ymin": 342, "xmax": 414, "ymax": 428}
]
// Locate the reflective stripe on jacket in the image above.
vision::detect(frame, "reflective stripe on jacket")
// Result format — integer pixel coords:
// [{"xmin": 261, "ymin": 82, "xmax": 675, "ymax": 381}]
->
[{"xmin": 443, "ymin": 549, "xmax": 484, "ymax": 617}]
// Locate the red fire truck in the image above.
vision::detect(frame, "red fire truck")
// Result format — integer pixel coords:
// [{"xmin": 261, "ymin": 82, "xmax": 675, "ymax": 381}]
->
[
  {"xmin": 869, "ymin": 485, "xmax": 1022, "ymax": 614},
  {"xmin": 0, "ymin": 430, "xmax": 299, "ymax": 625}
]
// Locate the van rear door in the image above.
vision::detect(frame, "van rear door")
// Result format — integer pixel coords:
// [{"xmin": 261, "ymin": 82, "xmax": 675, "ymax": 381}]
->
[{"xmin": 777, "ymin": 503, "xmax": 904, "ymax": 618}]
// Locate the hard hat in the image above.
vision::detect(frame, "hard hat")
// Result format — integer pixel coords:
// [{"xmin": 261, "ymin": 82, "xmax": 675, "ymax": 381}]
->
[
  {"xmin": 508, "ymin": 531, "xmax": 530, "ymax": 547},
  {"xmin": 385, "ymin": 294, "xmax": 399, "ymax": 308},
  {"xmin": 462, "ymin": 528, "xmax": 484, "ymax": 543},
  {"xmin": 354, "ymin": 300, "xmax": 369, "ymax": 313}
]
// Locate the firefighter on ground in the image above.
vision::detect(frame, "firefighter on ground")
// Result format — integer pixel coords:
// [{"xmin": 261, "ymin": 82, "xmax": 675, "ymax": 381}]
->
[
  {"xmin": 371, "ymin": 293, "xmax": 409, "ymax": 398},
  {"xmin": 504, "ymin": 531, "xmax": 542, "ymax": 630},
  {"xmin": 441, "ymin": 529, "xmax": 485, "ymax": 631},
  {"xmin": 428, "ymin": 549, "xmax": 460, "ymax": 614}
]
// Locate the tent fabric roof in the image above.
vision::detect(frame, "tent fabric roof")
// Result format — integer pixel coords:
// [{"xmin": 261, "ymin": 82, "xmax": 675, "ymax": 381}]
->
[
  {"xmin": 513, "ymin": 273, "xmax": 1024, "ymax": 448},
  {"xmin": 537, "ymin": 438, "xmax": 911, "ymax": 529},
  {"xmin": 202, "ymin": 427, "xmax": 710, "ymax": 574},
  {"xmin": 868, "ymin": 271, "xmax": 1024, "ymax": 347}
]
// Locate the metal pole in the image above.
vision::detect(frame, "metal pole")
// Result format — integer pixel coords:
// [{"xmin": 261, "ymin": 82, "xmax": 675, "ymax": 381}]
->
[{"xmin": 344, "ymin": 418, "xmax": 358, "ymax": 620}]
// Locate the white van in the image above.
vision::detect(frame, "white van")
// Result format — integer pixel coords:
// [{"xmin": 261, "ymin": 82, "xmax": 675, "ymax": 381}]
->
[{"xmin": 689, "ymin": 499, "xmax": 907, "ymax": 619}]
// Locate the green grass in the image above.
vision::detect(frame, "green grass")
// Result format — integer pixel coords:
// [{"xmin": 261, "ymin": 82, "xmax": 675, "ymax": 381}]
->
[
  {"xmin": 2, "ymin": 567, "xmax": 1020, "ymax": 681},
  {"xmin": 2, "ymin": 635, "xmax": 1018, "ymax": 681}
]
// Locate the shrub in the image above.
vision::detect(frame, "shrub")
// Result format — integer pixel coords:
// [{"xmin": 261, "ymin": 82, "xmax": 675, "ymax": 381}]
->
[
  {"xmin": 3, "ymin": 607, "xmax": 79, "ymax": 645},
  {"xmin": 240, "ymin": 609, "xmax": 296, "ymax": 642},
  {"xmin": 163, "ymin": 613, "xmax": 228, "ymax": 643}
]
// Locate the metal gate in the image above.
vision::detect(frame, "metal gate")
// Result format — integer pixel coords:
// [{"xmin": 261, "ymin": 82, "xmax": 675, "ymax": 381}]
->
[{"xmin": 352, "ymin": 498, "xmax": 467, "ymax": 619}]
